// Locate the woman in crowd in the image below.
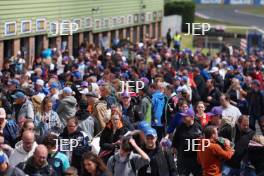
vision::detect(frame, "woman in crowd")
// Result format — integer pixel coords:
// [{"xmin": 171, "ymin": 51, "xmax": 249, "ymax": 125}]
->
[
  {"xmin": 195, "ymin": 101, "xmax": 210, "ymax": 128},
  {"xmin": 82, "ymin": 152, "xmax": 111, "ymax": 176},
  {"xmin": 99, "ymin": 108, "xmax": 128, "ymax": 163}
]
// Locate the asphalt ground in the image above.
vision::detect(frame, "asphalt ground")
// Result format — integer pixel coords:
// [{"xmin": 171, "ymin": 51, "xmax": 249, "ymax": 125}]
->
[{"xmin": 196, "ymin": 5, "xmax": 264, "ymax": 29}]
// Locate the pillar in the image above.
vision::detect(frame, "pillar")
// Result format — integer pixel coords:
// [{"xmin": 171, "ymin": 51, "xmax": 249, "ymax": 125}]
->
[
  {"xmin": 136, "ymin": 26, "xmax": 140, "ymax": 43},
  {"xmin": 123, "ymin": 28, "xmax": 126, "ymax": 39},
  {"xmin": 43, "ymin": 35, "xmax": 49, "ymax": 49},
  {"xmin": 107, "ymin": 31, "xmax": 111, "ymax": 47},
  {"xmin": 68, "ymin": 35, "xmax": 73, "ymax": 56},
  {"xmin": 13, "ymin": 39, "xmax": 20, "ymax": 56},
  {"xmin": 155, "ymin": 22, "xmax": 159, "ymax": 39},
  {"xmin": 149, "ymin": 24, "xmax": 153, "ymax": 38},
  {"xmin": 56, "ymin": 36, "xmax": 61, "ymax": 51},
  {"xmin": 115, "ymin": 30, "xmax": 119, "ymax": 40},
  {"xmin": 130, "ymin": 27, "xmax": 134, "ymax": 43},
  {"xmin": 29, "ymin": 37, "xmax": 35, "ymax": 66},
  {"xmin": 89, "ymin": 31, "xmax": 93, "ymax": 44},
  {"xmin": 79, "ymin": 32, "xmax": 84, "ymax": 46},
  {"xmin": 0, "ymin": 41, "xmax": 4, "ymax": 69}
]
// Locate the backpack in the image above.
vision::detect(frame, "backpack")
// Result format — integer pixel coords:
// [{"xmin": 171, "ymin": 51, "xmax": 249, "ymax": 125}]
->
[
  {"xmin": 48, "ymin": 152, "xmax": 63, "ymax": 176},
  {"xmin": 3, "ymin": 119, "xmax": 19, "ymax": 147},
  {"xmin": 111, "ymin": 154, "xmax": 136, "ymax": 175}
]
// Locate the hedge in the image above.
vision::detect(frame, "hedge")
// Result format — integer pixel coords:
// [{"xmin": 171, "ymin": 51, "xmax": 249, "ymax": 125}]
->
[{"xmin": 164, "ymin": 1, "xmax": 196, "ymax": 32}]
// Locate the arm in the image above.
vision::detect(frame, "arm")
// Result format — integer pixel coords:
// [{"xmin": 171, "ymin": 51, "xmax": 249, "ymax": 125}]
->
[
  {"xmin": 130, "ymin": 138, "xmax": 150, "ymax": 161},
  {"xmin": 99, "ymin": 128, "xmax": 115, "ymax": 150},
  {"xmin": 211, "ymin": 143, "xmax": 234, "ymax": 160}
]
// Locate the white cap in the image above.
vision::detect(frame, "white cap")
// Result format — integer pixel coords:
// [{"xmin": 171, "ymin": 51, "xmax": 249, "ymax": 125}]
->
[
  {"xmin": 36, "ymin": 79, "xmax": 44, "ymax": 86},
  {"xmin": 209, "ymin": 67, "xmax": 219, "ymax": 73}
]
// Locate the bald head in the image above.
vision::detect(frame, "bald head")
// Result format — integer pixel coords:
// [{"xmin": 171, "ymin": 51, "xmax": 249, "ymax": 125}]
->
[
  {"xmin": 22, "ymin": 131, "xmax": 35, "ymax": 152},
  {"xmin": 34, "ymin": 145, "xmax": 48, "ymax": 167}
]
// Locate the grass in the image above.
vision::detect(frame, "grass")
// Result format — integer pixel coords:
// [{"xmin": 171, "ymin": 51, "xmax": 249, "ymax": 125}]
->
[{"xmin": 239, "ymin": 6, "xmax": 264, "ymax": 16}]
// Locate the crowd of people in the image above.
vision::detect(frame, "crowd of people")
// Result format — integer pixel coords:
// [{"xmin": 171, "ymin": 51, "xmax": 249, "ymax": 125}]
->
[{"xmin": 0, "ymin": 32, "xmax": 263, "ymax": 176}]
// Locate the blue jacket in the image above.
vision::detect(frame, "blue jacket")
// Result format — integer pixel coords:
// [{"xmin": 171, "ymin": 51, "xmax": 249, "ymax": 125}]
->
[
  {"xmin": 151, "ymin": 91, "xmax": 165, "ymax": 127},
  {"xmin": 167, "ymin": 112, "xmax": 183, "ymax": 134}
]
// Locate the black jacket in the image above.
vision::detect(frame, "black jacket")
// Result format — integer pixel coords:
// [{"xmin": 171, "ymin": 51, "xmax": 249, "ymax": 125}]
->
[
  {"xmin": 100, "ymin": 126, "xmax": 128, "ymax": 151},
  {"xmin": 224, "ymin": 125, "xmax": 255, "ymax": 168},
  {"xmin": 172, "ymin": 121, "xmax": 202, "ymax": 159},
  {"xmin": 248, "ymin": 141, "xmax": 264, "ymax": 175},
  {"xmin": 138, "ymin": 146, "xmax": 177, "ymax": 176},
  {"xmin": 59, "ymin": 127, "xmax": 91, "ymax": 173},
  {"xmin": 194, "ymin": 74, "xmax": 206, "ymax": 100},
  {"xmin": 17, "ymin": 157, "xmax": 55, "ymax": 176},
  {"xmin": 205, "ymin": 87, "xmax": 221, "ymax": 111},
  {"xmin": 248, "ymin": 90, "xmax": 264, "ymax": 118}
]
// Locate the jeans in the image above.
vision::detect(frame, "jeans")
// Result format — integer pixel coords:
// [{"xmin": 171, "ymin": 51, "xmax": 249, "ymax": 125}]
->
[{"xmin": 222, "ymin": 165, "xmax": 242, "ymax": 176}]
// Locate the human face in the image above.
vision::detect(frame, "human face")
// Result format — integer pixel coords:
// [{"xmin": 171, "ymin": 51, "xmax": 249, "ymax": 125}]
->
[
  {"xmin": 180, "ymin": 103, "xmax": 189, "ymax": 112},
  {"xmin": 145, "ymin": 135, "xmax": 157, "ymax": 149},
  {"xmin": 212, "ymin": 128, "xmax": 218, "ymax": 141},
  {"xmin": 34, "ymin": 150, "xmax": 48, "ymax": 168},
  {"xmin": 84, "ymin": 159, "xmax": 97, "ymax": 174},
  {"xmin": 45, "ymin": 102, "xmax": 53, "ymax": 112},
  {"xmin": 183, "ymin": 116, "xmax": 194, "ymax": 126},
  {"xmin": 111, "ymin": 115, "xmax": 120, "ymax": 127},
  {"xmin": 197, "ymin": 103, "xmax": 205, "ymax": 114},
  {"xmin": 67, "ymin": 120, "xmax": 78, "ymax": 134},
  {"xmin": 220, "ymin": 96, "xmax": 228, "ymax": 107},
  {"xmin": 0, "ymin": 162, "xmax": 8, "ymax": 172},
  {"xmin": 22, "ymin": 136, "xmax": 35, "ymax": 152},
  {"xmin": 211, "ymin": 116, "xmax": 222, "ymax": 127},
  {"xmin": 25, "ymin": 122, "xmax": 35, "ymax": 131},
  {"xmin": 239, "ymin": 118, "xmax": 249, "ymax": 133},
  {"xmin": 122, "ymin": 96, "xmax": 131, "ymax": 107}
]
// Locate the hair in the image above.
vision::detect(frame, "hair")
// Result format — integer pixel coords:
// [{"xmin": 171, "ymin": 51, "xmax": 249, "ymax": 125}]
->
[
  {"xmin": 121, "ymin": 136, "xmax": 133, "ymax": 152},
  {"xmin": 65, "ymin": 167, "xmax": 78, "ymax": 176},
  {"xmin": 31, "ymin": 95, "xmax": 42, "ymax": 113},
  {"xmin": 204, "ymin": 125, "xmax": 217, "ymax": 139},
  {"xmin": 42, "ymin": 133, "xmax": 58, "ymax": 148},
  {"xmin": 252, "ymin": 135, "xmax": 264, "ymax": 145},
  {"xmin": 237, "ymin": 115, "xmax": 249, "ymax": 124},
  {"xmin": 221, "ymin": 94, "xmax": 230, "ymax": 102},
  {"xmin": 67, "ymin": 117, "xmax": 79, "ymax": 126},
  {"xmin": 106, "ymin": 110, "xmax": 123, "ymax": 129},
  {"xmin": 82, "ymin": 152, "xmax": 110, "ymax": 176},
  {"xmin": 166, "ymin": 85, "xmax": 174, "ymax": 93},
  {"xmin": 20, "ymin": 119, "xmax": 35, "ymax": 138},
  {"xmin": 41, "ymin": 97, "xmax": 52, "ymax": 115}
]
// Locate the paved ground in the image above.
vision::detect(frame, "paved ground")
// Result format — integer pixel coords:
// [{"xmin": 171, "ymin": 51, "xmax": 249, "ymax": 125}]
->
[{"xmin": 196, "ymin": 5, "xmax": 264, "ymax": 29}]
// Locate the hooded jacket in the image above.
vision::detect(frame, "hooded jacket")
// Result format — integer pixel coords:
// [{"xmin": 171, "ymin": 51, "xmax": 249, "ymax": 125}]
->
[
  {"xmin": 151, "ymin": 91, "xmax": 165, "ymax": 127},
  {"xmin": 9, "ymin": 140, "xmax": 38, "ymax": 166},
  {"xmin": 248, "ymin": 140, "xmax": 264, "ymax": 175},
  {"xmin": 57, "ymin": 95, "xmax": 77, "ymax": 126}
]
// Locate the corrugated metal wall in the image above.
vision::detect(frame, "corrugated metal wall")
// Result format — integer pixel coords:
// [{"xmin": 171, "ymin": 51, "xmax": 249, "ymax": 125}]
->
[{"xmin": 0, "ymin": 0, "xmax": 163, "ymax": 40}]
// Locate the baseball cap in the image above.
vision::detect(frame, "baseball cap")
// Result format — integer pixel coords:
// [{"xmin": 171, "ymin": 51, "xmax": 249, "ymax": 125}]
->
[
  {"xmin": 63, "ymin": 87, "xmax": 73, "ymax": 94},
  {"xmin": 72, "ymin": 71, "xmax": 81, "ymax": 80},
  {"xmin": 81, "ymin": 81, "xmax": 88, "ymax": 87},
  {"xmin": 227, "ymin": 66, "xmax": 234, "ymax": 71},
  {"xmin": 36, "ymin": 79, "xmax": 44, "ymax": 86},
  {"xmin": 0, "ymin": 108, "xmax": 6, "ymax": 119},
  {"xmin": 180, "ymin": 108, "xmax": 195, "ymax": 117},
  {"xmin": 85, "ymin": 92, "xmax": 98, "ymax": 98},
  {"xmin": 11, "ymin": 91, "xmax": 26, "ymax": 99},
  {"xmin": 207, "ymin": 106, "xmax": 223, "ymax": 117},
  {"xmin": 140, "ymin": 77, "xmax": 149, "ymax": 86},
  {"xmin": 0, "ymin": 152, "xmax": 6, "ymax": 164},
  {"xmin": 137, "ymin": 121, "xmax": 151, "ymax": 131},
  {"xmin": 7, "ymin": 79, "xmax": 20, "ymax": 86},
  {"xmin": 252, "ymin": 79, "xmax": 260, "ymax": 86},
  {"xmin": 144, "ymin": 128, "xmax": 157, "ymax": 137},
  {"xmin": 50, "ymin": 82, "xmax": 59, "ymax": 89},
  {"xmin": 209, "ymin": 67, "xmax": 219, "ymax": 73},
  {"xmin": 121, "ymin": 92, "xmax": 130, "ymax": 98},
  {"xmin": 182, "ymin": 76, "xmax": 189, "ymax": 82}
]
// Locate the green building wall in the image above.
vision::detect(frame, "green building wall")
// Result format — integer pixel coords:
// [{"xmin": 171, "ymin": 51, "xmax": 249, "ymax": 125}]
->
[{"xmin": 0, "ymin": 0, "xmax": 164, "ymax": 40}]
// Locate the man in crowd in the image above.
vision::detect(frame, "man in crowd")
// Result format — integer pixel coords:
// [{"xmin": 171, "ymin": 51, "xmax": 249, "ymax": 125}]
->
[
  {"xmin": 198, "ymin": 126, "xmax": 234, "ymax": 176},
  {"xmin": 9, "ymin": 130, "xmax": 38, "ymax": 166}
]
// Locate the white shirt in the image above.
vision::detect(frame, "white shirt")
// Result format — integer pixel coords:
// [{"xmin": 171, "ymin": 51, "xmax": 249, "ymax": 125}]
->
[{"xmin": 222, "ymin": 104, "xmax": 241, "ymax": 126}]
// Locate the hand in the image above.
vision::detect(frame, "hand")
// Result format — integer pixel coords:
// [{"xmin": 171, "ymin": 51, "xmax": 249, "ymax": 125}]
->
[
  {"xmin": 113, "ymin": 140, "xmax": 121, "ymax": 146},
  {"xmin": 207, "ymin": 96, "xmax": 212, "ymax": 101},
  {"xmin": 224, "ymin": 138, "xmax": 231, "ymax": 147}
]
